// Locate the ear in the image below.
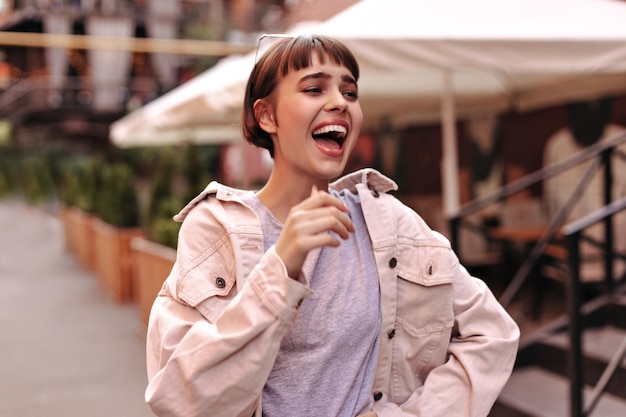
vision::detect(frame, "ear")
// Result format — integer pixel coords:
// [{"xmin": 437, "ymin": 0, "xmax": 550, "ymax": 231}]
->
[{"xmin": 254, "ymin": 99, "xmax": 277, "ymax": 134}]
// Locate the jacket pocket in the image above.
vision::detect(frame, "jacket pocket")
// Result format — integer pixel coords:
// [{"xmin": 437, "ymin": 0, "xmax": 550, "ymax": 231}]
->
[
  {"xmin": 391, "ymin": 242, "xmax": 455, "ymax": 400},
  {"xmin": 177, "ymin": 243, "xmax": 236, "ymax": 323}
]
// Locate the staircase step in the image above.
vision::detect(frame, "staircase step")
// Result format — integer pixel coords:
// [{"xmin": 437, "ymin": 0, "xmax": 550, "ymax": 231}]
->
[
  {"xmin": 545, "ymin": 325, "xmax": 626, "ymax": 366},
  {"xmin": 581, "ymin": 295, "xmax": 626, "ymax": 330},
  {"xmin": 604, "ymin": 299, "xmax": 626, "ymax": 329},
  {"xmin": 495, "ymin": 366, "xmax": 626, "ymax": 417},
  {"xmin": 529, "ymin": 325, "xmax": 626, "ymax": 398}
]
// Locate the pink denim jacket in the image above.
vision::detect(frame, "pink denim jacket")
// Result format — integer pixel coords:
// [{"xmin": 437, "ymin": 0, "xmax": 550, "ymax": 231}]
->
[{"xmin": 145, "ymin": 168, "xmax": 520, "ymax": 417}]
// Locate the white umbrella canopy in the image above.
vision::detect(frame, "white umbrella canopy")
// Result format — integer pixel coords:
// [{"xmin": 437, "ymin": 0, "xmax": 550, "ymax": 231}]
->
[
  {"xmin": 319, "ymin": 0, "xmax": 626, "ymax": 125},
  {"xmin": 109, "ymin": 52, "xmax": 253, "ymax": 147}
]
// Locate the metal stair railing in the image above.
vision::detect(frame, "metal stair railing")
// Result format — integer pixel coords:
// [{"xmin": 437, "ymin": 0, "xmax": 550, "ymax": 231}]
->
[
  {"xmin": 449, "ymin": 130, "xmax": 626, "ymax": 309},
  {"xmin": 565, "ymin": 196, "xmax": 626, "ymax": 417},
  {"xmin": 449, "ymin": 130, "xmax": 626, "ymax": 417}
]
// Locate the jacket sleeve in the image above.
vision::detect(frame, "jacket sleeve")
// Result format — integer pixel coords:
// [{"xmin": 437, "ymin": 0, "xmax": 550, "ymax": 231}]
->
[{"xmin": 145, "ymin": 243, "xmax": 312, "ymax": 417}]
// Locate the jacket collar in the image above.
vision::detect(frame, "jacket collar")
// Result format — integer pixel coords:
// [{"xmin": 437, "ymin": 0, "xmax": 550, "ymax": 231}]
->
[
  {"xmin": 173, "ymin": 181, "xmax": 252, "ymax": 222},
  {"xmin": 330, "ymin": 168, "xmax": 398, "ymax": 194},
  {"xmin": 174, "ymin": 168, "xmax": 398, "ymax": 222}
]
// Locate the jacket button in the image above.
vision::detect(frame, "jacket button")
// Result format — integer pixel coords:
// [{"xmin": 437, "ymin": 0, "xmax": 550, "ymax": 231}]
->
[
  {"xmin": 215, "ymin": 277, "xmax": 226, "ymax": 288},
  {"xmin": 387, "ymin": 329, "xmax": 395, "ymax": 339},
  {"xmin": 373, "ymin": 391, "xmax": 383, "ymax": 401},
  {"xmin": 427, "ymin": 265, "xmax": 433, "ymax": 275},
  {"xmin": 371, "ymin": 188, "xmax": 380, "ymax": 198},
  {"xmin": 389, "ymin": 257, "xmax": 397, "ymax": 268}
]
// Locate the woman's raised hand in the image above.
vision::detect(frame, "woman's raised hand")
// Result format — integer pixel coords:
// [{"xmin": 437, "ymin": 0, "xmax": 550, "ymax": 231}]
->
[{"xmin": 275, "ymin": 186, "xmax": 355, "ymax": 279}]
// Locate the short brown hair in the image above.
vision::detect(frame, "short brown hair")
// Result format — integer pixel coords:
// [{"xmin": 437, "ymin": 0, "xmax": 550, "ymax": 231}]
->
[{"xmin": 242, "ymin": 34, "xmax": 360, "ymax": 157}]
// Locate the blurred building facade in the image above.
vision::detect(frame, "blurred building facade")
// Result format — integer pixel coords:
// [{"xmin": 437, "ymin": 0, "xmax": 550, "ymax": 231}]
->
[{"xmin": 0, "ymin": 0, "xmax": 356, "ymax": 150}]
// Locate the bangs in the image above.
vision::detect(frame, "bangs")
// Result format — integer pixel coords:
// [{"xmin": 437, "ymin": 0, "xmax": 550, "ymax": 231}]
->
[{"xmin": 272, "ymin": 35, "xmax": 360, "ymax": 80}]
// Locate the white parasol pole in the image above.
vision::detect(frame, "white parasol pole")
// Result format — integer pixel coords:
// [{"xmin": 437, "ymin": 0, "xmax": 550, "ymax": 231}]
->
[{"xmin": 440, "ymin": 69, "xmax": 460, "ymax": 218}]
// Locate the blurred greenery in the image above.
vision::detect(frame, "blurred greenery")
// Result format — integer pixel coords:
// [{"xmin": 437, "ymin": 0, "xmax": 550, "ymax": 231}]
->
[
  {"xmin": 0, "ymin": 120, "xmax": 11, "ymax": 146},
  {"xmin": 1, "ymin": 138, "xmax": 221, "ymax": 249},
  {"xmin": 62, "ymin": 154, "xmax": 103, "ymax": 213},
  {"xmin": 95, "ymin": 162, "xmax": 140, "ymax": 228},
  {"xmin": 149, "ymin": 195, "xmax": 182, "ymax": 250},
  {"xmin": 143, "ymin": 143, "xmax": 219, "ymax": 248}
]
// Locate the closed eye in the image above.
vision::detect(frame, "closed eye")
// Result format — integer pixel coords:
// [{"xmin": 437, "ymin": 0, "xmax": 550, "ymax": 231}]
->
[{"xmin": 303, "ymin": 86, "xmax": 322, "ymax": 94}]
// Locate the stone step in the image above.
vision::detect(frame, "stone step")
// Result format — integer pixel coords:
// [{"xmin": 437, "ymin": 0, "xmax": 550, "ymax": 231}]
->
[
  {"xmin": 545, "ymin": 325, "xmax": 626, "ymax": 366},
  {"xmin": 493, "ymin": 366, "xmax": 626, "ymax": 417},
  {"xmin": 528, "ymin": 325, "xmax": 626, "ymax": 398},
  {"xmin": 582, "ymin": 295, "xmax": 626, "ymax": 330}
]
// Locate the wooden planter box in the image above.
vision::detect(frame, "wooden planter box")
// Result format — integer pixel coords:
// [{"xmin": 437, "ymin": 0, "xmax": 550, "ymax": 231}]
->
[
  {"xmin": 92, "ymin": 218, "xmax": 144, "ymax": 303},
  {"xmin": 58, "ymin": 205, "xmax": 75, "ymax": 253},
  {"xmin": 131, "ymin": 237, "xmax": 176, "ymax": 332},
  {"xmin": 62, "ymin": 207, "xmax": 97, "ymax": 271}
]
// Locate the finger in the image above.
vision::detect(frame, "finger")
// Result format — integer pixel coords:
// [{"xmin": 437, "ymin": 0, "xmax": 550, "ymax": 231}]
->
[
  {"xmin": 326, "ymin": 210, "xmax": 355, "ymax": 236},
  {"xmin": 299, "ymin": 189, "xmax": 350, "ymax": 213},
  {"xmin": 275, "ymin": 223, "xmax": 343, "ymax": 275},
  {"xmin": 300, "ymin": 214, "xmax": 352, "ymax": 240},
  {"xmin": 291, "ymin": 206, "xmax": 354, "ymax": 237}
]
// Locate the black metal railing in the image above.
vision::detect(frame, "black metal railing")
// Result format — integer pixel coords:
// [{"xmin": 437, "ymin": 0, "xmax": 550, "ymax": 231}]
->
[
  {"xmin": 450, "ymin": 130, "xmax": 626, "ymax": 306},
  {"xmin": 449, "ymin": 130, "xmax": 626, "ymax": 417},
  {"xmin": 565, "ymin": 196, "xmax": 626, "ymax": 417}
]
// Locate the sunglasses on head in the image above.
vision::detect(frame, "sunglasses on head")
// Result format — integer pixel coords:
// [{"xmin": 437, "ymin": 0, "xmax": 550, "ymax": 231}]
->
[
  {"xmin": 253, "ymin": 33, "xmax": 296, "ymax": 64},
  {"xmin": 249, "ymin": 34, "xmax": 296, "ymax": 107}
]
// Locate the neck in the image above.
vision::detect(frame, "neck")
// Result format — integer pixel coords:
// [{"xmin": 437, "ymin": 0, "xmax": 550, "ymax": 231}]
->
[{"xmin": 256, "ymin": 169, "xmax": 329, "ymax": 223}]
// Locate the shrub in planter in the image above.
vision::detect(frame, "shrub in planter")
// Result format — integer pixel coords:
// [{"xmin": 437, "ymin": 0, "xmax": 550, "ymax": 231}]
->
[
  {"xmin": 0, "ymin": 166, "xmax": 9, "ymax": 197},
  {"xmin": 149, "ymin": 196, "xmax": 182, "ymax": 249},
  {"xmin": 56, "ymin": 154, "xmax": 103, "ymax": 212},
  {"xmin": 134, "ymin": 168, "xmax": 182, "ymax": 330},
  {"xmin": 95, "ymin": 163, "xmax": 140, "ymax": 228},
  {"xmin": 92, "ymin": 162, "xmax": 143, "ymax": 303},
  {"xmin": 76, "ymin": 156, "xmax": 103, "ymax": 215},
  {"xmin": 181, "ymin": 144, "xmax": 207, "ymax": 205},
  {"xmin": 0, "ymin": 154, "xmax": 17, "ymax": 197},
  {"xmin": 56, "ymin": 155, "xmax": 103, "ymax": 269},
  {"xmin": 145, "ymin": 149, "xmax": 185, "ymax": 249},
  {"xmin": 6, "ymin": 154, "xmax": 55, "ymax": 204},
  {"xmin": 148, "ymin": 154, "xmax": 176, "ymax": 225}
]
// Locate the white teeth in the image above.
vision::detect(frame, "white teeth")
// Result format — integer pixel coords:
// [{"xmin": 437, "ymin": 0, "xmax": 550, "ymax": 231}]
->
[{"xmin": 312, "ymin": 124, "xmax": 347, "ymax": 137}]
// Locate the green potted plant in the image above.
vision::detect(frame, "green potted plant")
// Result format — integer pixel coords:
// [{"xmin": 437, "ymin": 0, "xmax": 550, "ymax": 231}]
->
[
  {"xmin": 58, "ymin": 155, "xmax": 102, "ymax": 270},
  {"xmin": 132, "ymin": 152, "xmax": 180, "ymax": 330},
  {"xmin": 91, "ymin": 162, "xmax": 144, "ymax": 303}
]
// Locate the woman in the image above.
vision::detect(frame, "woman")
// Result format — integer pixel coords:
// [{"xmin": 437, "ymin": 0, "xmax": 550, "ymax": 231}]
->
[{"xmin": 145, "ymin": 34, "xmax": 519, "ymax": 417}]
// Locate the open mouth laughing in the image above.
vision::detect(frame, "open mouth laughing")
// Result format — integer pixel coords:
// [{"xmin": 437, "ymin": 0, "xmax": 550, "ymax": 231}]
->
[{"xmin": 312, "ymin": 124, "xmax": 347, "ymax": 152}]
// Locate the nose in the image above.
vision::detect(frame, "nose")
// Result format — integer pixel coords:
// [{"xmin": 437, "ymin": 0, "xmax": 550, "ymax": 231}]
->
[{"xmin": 325, "ymin": 88, "xmax": 348, "ymax": 113}]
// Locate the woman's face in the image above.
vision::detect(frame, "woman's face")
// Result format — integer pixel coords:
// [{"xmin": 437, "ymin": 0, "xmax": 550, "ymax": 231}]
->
[{"xmin": 259, "ymin": 52, "xmax": 363, "ymax": 182}]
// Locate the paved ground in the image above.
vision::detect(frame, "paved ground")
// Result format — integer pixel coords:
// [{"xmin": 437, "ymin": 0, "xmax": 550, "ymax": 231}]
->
[{"xmin": 0, "ymin": 199, "xmax": 154, "ymax": 417}]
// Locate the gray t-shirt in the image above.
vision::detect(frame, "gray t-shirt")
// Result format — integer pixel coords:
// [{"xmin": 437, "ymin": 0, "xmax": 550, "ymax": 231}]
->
[{"xmin": 242, "ymin": 189, "xmax": 381, "ymax": 417}]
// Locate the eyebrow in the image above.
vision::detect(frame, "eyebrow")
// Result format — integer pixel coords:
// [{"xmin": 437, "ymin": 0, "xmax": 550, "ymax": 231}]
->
[{"xmin": 298, "ymin": 72, "xmax": 357, "ymax": 86}]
